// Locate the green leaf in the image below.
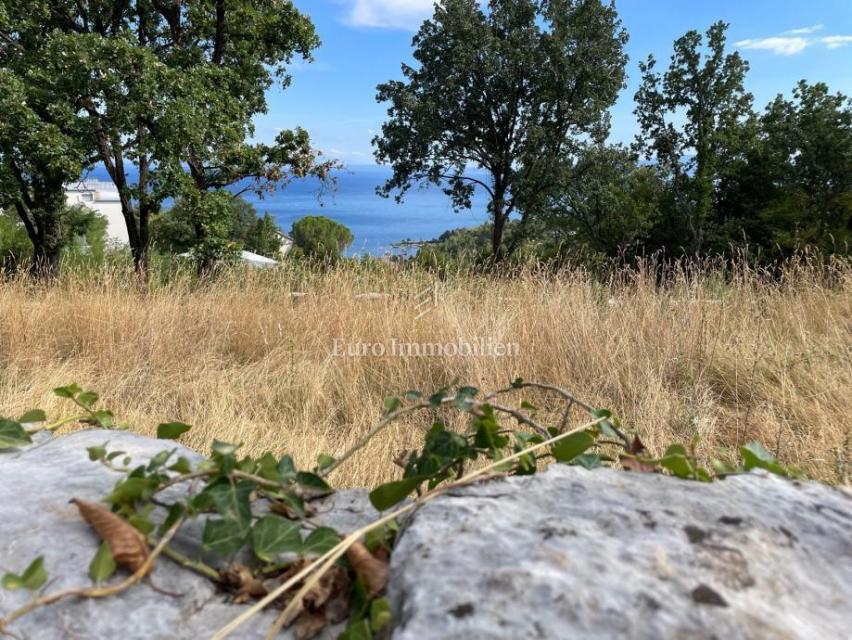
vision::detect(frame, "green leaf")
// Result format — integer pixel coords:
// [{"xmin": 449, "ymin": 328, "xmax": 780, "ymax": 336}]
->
[
  {"xmin": 511, "ymin": 377, "xmax": 525, "ymax": 388},
  {"xmin": 53, "ymin": 383, "xmax": 81, "ymax": 399},
  {"xmin": 370, "ymin": 597, "xmax": 391, "ymax": 632},
  {"xmin": 454, "ymin": 386, "xmax": 479, "ymax": 411},
  {"xmin": 128, "ymin": 514, "xmax": 155, "ymax": 535},
  {"xmin": 369, "ymin": 476, "xmax": 423, "ymax": 511},
  {"xmin": 211, "ymin": 440, "xmax": 239, "ymax": 456},
  {"xmin": 91, "ymin": 410, "xmax": 114, "ymax": 428},
  {"xmin": 169, "ymin": 456, "xmax": 193, "ymax": 474},
  {"xmin": 572, "ymin": 453, "xmax": 603, "ymax": 470},
  {"xmin": 87, "ymin": 444, "xmax": 108, "ymax": 461},
  {"xmin": 105, "ymin": 476, "xmax": 159, "ymax": 505},
  {"xmin": 383, "ymin": 396, "xmax": 403, "ymax": 414},
  {"xmin": 89, "ymin": 542, "xmax": 116, "ymax": 583},
  {"xmin": 203, "ymin": 518, "xmax": 251, "ymax": 556},
  {"xmin": 76, "ymin": 391, "xmax": 99, "ymax": 408},
  {"xmin": 551, "ymin": 431, "xmax": 596, "ymax": 463},
  {"xmin": 659, "ymin": 444, "xmax": 695, "ymax": 479},
  {"xmin": 339, "ymin": 619, "xmax": 372, "ymax": 640},
  {"xmin": 195, "ymin": 481, "xmax": 253, "ymax": 526},
  {"xmin": 591, "ymin": 409, "xmax": 619, "ymax": 439},
  {"xmin": 2, "ymin": 556, "xmax": 47, "ymax": 591},
  {"xmin": 404, "ymin": 390, "xmax": 422, "ymax": 401},
  {"xmin": 301, "ymin": 527, "xmax": 340, "ymax": 557},
  {"xmin": 296, "ymin": 472, "xmax": 332, "ymax": 496},
  {"xmin": 740, "ymin": 441, "xmax": 789, "ymax": 476},
  {"xmin": 0, "ymin": 419, "xmax": 32, "ymax": 449},
  {"xmin": 251, "ymin": 516, "xmax": 303, "ymax": 561},
  {"xmin": 18, "ymin": 409, "xmax": 46, "ymax": 423},
  {"xmin": 158, "ymin": 504, "xmax": 186, "ymax": 536},
  {"xmin": 157, "ymin": 422, "xmax": 191, "ymax": 440},
  {"xmin": 316, "ymin": 453, "xmax": 335, "ymax": 471},
  {"xmin": 277, "ymin": 454, "xmax": 296, "ymax": 479}
]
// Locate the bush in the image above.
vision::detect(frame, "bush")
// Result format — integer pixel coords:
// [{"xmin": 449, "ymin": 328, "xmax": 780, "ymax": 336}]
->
[{"xmin": 290, "ymin": 215, "xmax": 353, "ymax": 261}]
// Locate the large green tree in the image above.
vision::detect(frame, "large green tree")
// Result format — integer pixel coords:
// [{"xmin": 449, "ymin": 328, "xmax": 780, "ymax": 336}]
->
[
  {"xmin": 634, "ymin": 21, "xmax": 753, "ymax": 254},
  {"xmin": 759, "ymin": 82, "xmax": 852, "ymax": 252},
  {"xmin": 2, "ymin": 0, "xmax": 327, "ymax": 273},
  {"xmin": 374, "ymin": 0, "xmax": 628, "ymax": 259},
  {"xmin": 0, "ymin": 12, "xmax": 92, "ymax": 275}
]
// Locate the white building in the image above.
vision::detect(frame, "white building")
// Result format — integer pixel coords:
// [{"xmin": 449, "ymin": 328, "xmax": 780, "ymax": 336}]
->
[
  {"xmin": 65, "ymin": 180, "xmax": 127, "ymax": 246},
  {"xmin": 276, "ymin": 229, "xmax": 294, "ymax": 257}
]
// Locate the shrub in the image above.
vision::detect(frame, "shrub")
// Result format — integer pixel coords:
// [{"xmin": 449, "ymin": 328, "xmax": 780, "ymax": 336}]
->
[{"xmin": 290, "ymin": 216, "xmax": 353, "ymax": 261}]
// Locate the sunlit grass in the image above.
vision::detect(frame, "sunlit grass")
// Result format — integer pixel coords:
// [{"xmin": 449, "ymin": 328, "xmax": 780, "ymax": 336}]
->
[{"xmin": 1, "ymin": 255, "xmax": 849, "ymax": 485}]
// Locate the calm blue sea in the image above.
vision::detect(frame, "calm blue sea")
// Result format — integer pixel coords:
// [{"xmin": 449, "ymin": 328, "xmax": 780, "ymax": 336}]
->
[{"xmin": 85, "ymin": 165, "xmax": 491, "ymax": 255}]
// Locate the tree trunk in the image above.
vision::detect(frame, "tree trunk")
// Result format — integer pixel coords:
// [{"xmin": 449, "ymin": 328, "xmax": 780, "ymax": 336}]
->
[{"xmin": 31, "ymin": 242, "xmax": 61, "ymax": 279}]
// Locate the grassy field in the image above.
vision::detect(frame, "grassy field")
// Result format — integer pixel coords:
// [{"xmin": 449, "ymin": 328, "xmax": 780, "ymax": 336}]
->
[{"xmin": 1, "ymin": 257, "xmax": 849, "ymax": 485}]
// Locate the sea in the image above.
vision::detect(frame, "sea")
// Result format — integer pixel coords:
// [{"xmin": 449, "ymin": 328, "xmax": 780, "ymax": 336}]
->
[{"xmin": 84, "ymin": 164, "xmax": 491, "ymax": 256}]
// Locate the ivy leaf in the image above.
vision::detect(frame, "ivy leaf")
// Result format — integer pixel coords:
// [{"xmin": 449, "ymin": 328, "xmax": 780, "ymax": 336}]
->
[
  {"xmin": 18, "ymin": 409, "xmax": 46, "ymax": 423},
  {"xmin": 572, "ymin": 453, "xmax": 603, "ymax": 469},
  {"xmin": 740, "ymin": 441, "xmax": 789, "ymax": 476},
  {"xmin": 316, "ymin": 453, "xmax": 335, "ymax": 471},
  {"xmin": 76, "ymin": 391, "xmax": 99, "ymax": 408},
  {"xmin": 370, "ymin": 597, "xmax": 392, "ymax": 632},
  {"xmin": 277, "ymin": 454, "xmax": 296, "ymax": 479},
  {"xmin": 89, "ymin": 542, "xmax": 116, "ymax": 583},
  {"xmin": 339, "ymin": 619, "xmax": 372, "ymax": 640},
  {"xmin": 383, "ymin": 396, "xmax": 403, "ymax": 414},
  {"xmin": 0, "ymin": 419, "xmax": 32, "ymax": 449},
  {"xmin": 453, "ymin": 386, "xmax": 479, "ymax": 411},
  {"xmin": 659, "ymin": 444, "xmax": 695, "ymax": 479},
  {"xmin": 157, "ymin": 422, "xmax": 191, "ymax": 440},
  {"xmin": 551, "ymin": 431, "xmax": 596, "ymax": 463},
  {"xmin": 91, "ymin": 410, "xmax": 114, "ymax": 428},
  {"xmin": 511, "ymin": 377, "xmax": 525, "ymax": 388},
  {"xmin": 53, "ymin": 383, "xmax": 81, "ymax": 399},
  {"xmin": 203, "ymin": 518, "xmax": 251, "ymax": 556},
  {"xmin": 369, "ymin": 476, "xmax": 423, "ymax": 511},
  {"xmin": 87, "ymin": 444, "xmax": 108, "ymax": 461},
  {"xmin": 2, "ymin": 556, "xmax": 48, "ymax": 591},
  {"xmin": 251, "ymin": 516, "xmax": 302, "ymax": 562},
  {"xmin": 591, "ymin": 409, "xmax": 619, "ymax": 439},
  {"xmin": 302, "ymin": 527, "xmax": 340, "ymax": 557},
  {"xmin": 169, "ymin": 456, "xmax": 193, "ymax": 474},
  {"xmin": 296, "ymin": 472, "xmax": 332, "ymax": 497},
  {"xmin": 404, "ymin": 390, "xmax": 422, "ymax": 401}
]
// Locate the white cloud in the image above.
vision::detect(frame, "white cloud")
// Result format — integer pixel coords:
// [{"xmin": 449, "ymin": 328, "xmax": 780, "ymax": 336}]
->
[
  {"xmin": 736, "ymin": 26, "xmax": 852, "ymax": 55},
  {"xmin": 346, "ymin": 0, "xmax": 436, "ymax": 30},
  {"xmin": 783, "ymin": 24, "xmax": 823, "ymax": 35},
  {"xmin": 822, "ymin": 35, "xmax": 852, "ymax": 49},
  {"xmin": 736, "ymin": 36, "xmax": 808, "ymax": 55}
]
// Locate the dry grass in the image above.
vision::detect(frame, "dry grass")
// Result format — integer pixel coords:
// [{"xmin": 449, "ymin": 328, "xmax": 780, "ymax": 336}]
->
[{"xmin": 1, "ymin": 257, "xmax": 849, "ymax": 485}]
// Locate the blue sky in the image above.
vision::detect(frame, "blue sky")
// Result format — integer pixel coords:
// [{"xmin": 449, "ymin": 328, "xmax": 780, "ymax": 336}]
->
[{"xmin": 256, "ymin": 0, "xmax": 852, "ymax": 166}]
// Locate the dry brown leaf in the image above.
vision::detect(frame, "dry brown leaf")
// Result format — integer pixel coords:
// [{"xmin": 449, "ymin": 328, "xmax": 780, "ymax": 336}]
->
[
  {"xmin": 620, "ymin": 436, "xmax": 657, "ymax": 473},
  {"xmin": 221, "ymin": 564, "xmax": 269, "ymax": 604},
  {"xmin": 71, "ymin": 498, "xmax": 149, "ymax": 572},
  {"xmin": 294, "ymin": 609, "xmax": 327, "ymax": 640},
  {"xmin": 345, "ymin": 541, "xmax": 388, "ymax": 596}
]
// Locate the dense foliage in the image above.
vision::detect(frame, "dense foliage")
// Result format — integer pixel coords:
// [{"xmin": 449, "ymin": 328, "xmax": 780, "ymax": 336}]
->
[{"xmin": 291, "ymin": 216, "xmax": 354, "ymax": 261}]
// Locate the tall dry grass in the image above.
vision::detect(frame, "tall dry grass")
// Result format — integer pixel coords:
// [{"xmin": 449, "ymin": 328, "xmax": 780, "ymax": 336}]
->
[{"xmin": 0, "ymin": 257, "xmax": 849, "ymax": 485}]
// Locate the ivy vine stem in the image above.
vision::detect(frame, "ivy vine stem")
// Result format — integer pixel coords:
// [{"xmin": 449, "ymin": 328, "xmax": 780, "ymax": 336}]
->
[{"xmin": 212, "ymin": 415, "xmax": 607, "ymax": 640}]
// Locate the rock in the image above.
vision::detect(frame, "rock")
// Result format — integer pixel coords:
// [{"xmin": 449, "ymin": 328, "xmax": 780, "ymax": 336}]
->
[
  {"xmin": 388, "ymin": 465, "xmax": 852, "ymax": 640},
  {"xmin": 0, "ymin": 430, "xmax": 377, "ymax": 640},
  {"xmin": 3, "ymin": 431, "xmax": 851, "ymax": 640}
]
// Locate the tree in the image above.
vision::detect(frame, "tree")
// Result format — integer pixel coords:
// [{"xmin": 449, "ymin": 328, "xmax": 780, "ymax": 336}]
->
[
  {"xmin": 541, "ymin": 145, "xmax": 665, "ymax": 256},
  {"xmin": 634, "ymin": 21, "xmax": 753, "ymax": 254},
  {"xmin": 0, "ymin": 66, "xmax": 90, "ymax": 275},
  {"xmin": 152, "ymin": 196, "xmax": 283, "ymax": 258},
  {"xmin": 759, "ymin": 82, "xmax": 852, "ymax": 252},
  {"xmin": 4, "ymin": 1, "xmax": 327, "ymax": 274},
  {"xmin": 374, "ymin": 0, "xmax": 628, "ymax": 259},
  {"xmin": 291, "ymin": 216, "xmax": 353, "ymax": 261}
]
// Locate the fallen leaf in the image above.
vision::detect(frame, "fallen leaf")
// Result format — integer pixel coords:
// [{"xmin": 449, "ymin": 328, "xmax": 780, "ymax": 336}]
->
[
  {"xmin": 345, "ymin": 541, "xmax": 388, "ymax": 596},
  {"xmin": 620, "ymin": 436, "xmax": 657, "ymax": 473},
  {"xmin": 294, "ymin": 609, "xmax": 327, "ymax": 640},
  {"xmin": 71, "ymin": 499, "xmax": 149, "ymax": 572},
  {"xmin": 221, "ymin": 564, "xmax": 268, "ymax": 604}
]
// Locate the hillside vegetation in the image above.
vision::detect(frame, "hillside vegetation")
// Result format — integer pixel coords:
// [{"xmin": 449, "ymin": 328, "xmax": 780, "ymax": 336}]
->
[{"xmin": 1, "ymin": 258, "xmax": 848, "ymax": 485}]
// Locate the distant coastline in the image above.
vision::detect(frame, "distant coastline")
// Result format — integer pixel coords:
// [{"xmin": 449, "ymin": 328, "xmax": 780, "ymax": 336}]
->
[{"xmin": 82, "ymin": 164, "xmax": 492, "ymax": 256}]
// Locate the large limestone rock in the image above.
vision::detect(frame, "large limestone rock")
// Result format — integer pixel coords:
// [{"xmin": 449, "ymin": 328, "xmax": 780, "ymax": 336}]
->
[
  {"xmin": 388, "ymin": 465, "xmax": 852, "ymax": 640},
  {"xmin": 2, "ymin": 430, "xmax": 850, "ymax": 639},
  {"xmin": 0, "ymin": 430, "xmax": 377, "ymax": 640}
]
